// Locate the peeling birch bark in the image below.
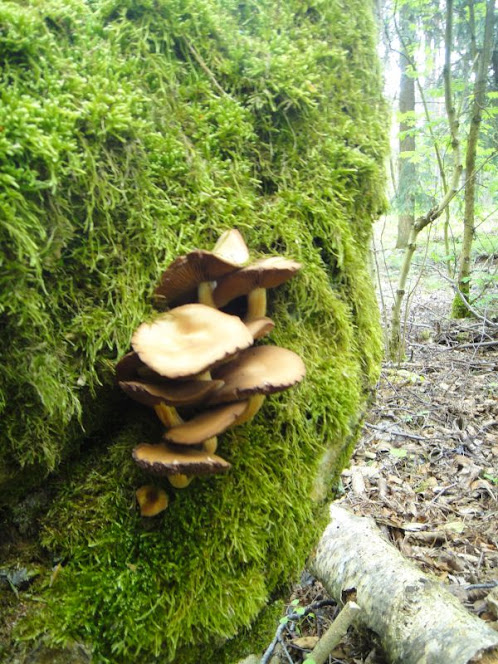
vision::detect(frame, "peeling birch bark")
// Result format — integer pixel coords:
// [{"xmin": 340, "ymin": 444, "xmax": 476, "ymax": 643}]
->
[{"xmin": 310, "ymin": 505, "xmax": 498, "ymax": 664}]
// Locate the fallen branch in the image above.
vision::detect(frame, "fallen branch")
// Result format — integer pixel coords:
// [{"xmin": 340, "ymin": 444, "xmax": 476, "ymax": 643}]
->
[
  {"xmin": 365, "ymin": 422, "xmax": 428, "ymax": 441},
  {"xmin": 310, "ymin": 504, "xmax": 498, "ymax": 664},
  {"xmin": 304, "ymin": 600, "xmax": 361, "ymax": 664}
]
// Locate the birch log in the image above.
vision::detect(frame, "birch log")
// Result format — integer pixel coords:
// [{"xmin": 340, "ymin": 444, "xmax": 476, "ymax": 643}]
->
[{"xmin": 310, "ymin": 505, "xmax": 498, "ymax": 664}]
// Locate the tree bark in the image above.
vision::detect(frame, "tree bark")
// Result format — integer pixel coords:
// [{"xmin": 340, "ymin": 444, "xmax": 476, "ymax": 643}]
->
[
  {"xmin": 310, "ymin": 505, "xmax": 498, "ymax": 664},
  {"xmin": 452, "ymin": 0, "xmax": 496, "ymax": 317}
]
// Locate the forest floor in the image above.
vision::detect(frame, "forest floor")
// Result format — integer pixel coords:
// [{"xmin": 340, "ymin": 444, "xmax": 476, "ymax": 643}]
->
[{"xmin": 267, "ymin": 248, "xmax": 498, "ymax": 663}]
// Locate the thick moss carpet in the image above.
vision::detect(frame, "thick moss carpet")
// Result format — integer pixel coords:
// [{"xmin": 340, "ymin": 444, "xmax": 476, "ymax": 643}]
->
[{"xmin": 0, "ymin": 0, "xmax": 387, "ymax": 661}]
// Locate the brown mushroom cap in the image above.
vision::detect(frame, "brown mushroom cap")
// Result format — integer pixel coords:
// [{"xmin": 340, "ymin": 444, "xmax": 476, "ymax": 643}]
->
[
  {"xmin": 212, "ymin": 257, "xmax": 302, "ymax": 308},
  {"xmin": 116, "ymin": 351, "xmax": 172, "ymax": 383},
  {"xmin": 135, "ymin": 485, "xmax": 168, "ymax": 517},
  {"xmin": 154, "ymin": 248, "xmax": 245, "ymax": 307},
  {"xmin": 245, "ymin": 316, "xmax": 275, "ymax": 340},
  {"xmin": 118, "ymin": 379, "xmax": 224, "ymax": 408},
  {"xmin": 212, "ymin": 228, "xmax": 250, "ymax": 265},
  {"xmin": 207, "ymin": 345, "xmax": 306, "ymax": 404},
  {"xmin": 162, "ymin": 401, "xmax": 249, "ymax": 445},
  {"xmin": 132, "ymin": 442, "xmax": 231, "ymax": 476},
  {"xmin": 131, "ymin": 304, "xmax": 254, "ymax": 379},
  {"xmin": 115, "ymin": 351, "xmax": 146, "ymax": 382}
]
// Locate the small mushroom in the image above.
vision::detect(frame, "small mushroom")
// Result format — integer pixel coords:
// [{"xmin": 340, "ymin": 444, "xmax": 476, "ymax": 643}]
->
[
  {"xmin": 118, "ymin": 379, "xmax": 224, "ymax": 409},
  {"xmin": 212, "ymin": 228, "xmax": 250, "ymax": 266},
  {"xmin": 132, "ymin": 442, "xmax": 231, "ymax": 488},
  {"xmin": 245, "ymin": 316, "xmax": 275, "ymax": 340},
  {"xmin": 154, "ymin": 230, "xmax": 249, "ymax": 308},
  {"xmin": 135, "ymin": 485, "xmax": 168, "ymax": 517},
  {"xmin": 163, "ymin": 401, "xmax": 249, "ymax": 445},
  {"xmin": 208, "ymin": 345, "xmax": 306, "ymax": 425},
  {"xmin": 116, "ymin": 350, "xmax": 178, "ymax": 384},
  {"xmin": 212, "ymin": 257, "xmax": 301, "ymax": 321},
  {"xmin": 120, "ymin": 379, "xmax": 226, "ymax": 429},
  {"xmin": 115, "ymin": 351, "xmax": 147, "ymax": 382},
  {"xmin": 131, "ymin": 304, "xmax": 253, "ymax": 380},
  {"xmin": 116, "ymin": 353, "xmax": 179, "ymax": 425}
]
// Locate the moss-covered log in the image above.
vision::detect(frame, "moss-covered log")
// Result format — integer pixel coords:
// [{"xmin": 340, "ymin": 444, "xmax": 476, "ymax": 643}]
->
[{"xmin": 0, "ymin": 0, "xmax": 387, "ymax": 661}]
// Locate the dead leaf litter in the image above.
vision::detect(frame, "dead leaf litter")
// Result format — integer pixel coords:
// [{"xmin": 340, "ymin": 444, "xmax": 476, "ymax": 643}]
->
[{"xmin": 274, "ymin": 284, "xmax": 497, "ymax": 664}]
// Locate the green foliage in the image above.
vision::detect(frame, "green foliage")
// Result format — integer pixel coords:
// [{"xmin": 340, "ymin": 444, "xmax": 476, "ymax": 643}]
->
[
  {"xmin": 385, "ymin": 0, "xmax": 497, "ymax": 229},
  {"xmin": 0, "ymin": 0, "xmax": 387, "ymax": 661}
]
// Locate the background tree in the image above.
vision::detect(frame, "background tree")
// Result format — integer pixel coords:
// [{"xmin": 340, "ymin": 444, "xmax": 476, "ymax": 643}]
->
[
  {"xmin": 452, "ymin": 0, "xmax": 496, "ymax": 317},
  {"xmin": 396, "ymin": 2, "xmax": 417, "ymax": 249},
  {"xmin": 383, "ymin": 0, "xmax": 497, "ymax": 358}
]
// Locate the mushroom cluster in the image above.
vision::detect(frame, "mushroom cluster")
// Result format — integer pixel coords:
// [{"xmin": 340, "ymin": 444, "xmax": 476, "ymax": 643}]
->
[{"xmin": 117, "ymin": 229, "xmax": 305, "ymax": 516}]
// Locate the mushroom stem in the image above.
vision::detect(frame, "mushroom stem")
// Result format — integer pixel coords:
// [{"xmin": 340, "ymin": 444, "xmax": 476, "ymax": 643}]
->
[
  {"xmin": 196, "ymin": 370, "xmax": 212, "ymax": 381},
  {"xmin": 198, "ymin": 281, "xmax": 216, "ymax": 308},
  {"xmin": 154, "ymin": 403, "xmax": 183, "ymax": 428},
  {"xmin": 246, "ymin": 287, "xmax": 267, "ymax": 321},
  {"xmin": 155, "ymin": 370, "xmax": 214, "ymax": 435},
  {"xmin": 232, "ymin": 394, "xmax": 266, "ymax": 426},
  {"xmin": 167, "ymin": 474, "xmax": 194, "ymax": 489},
  {"xmin": 202, "ymin": 437, "xmax": 218, "ymax": 454}
]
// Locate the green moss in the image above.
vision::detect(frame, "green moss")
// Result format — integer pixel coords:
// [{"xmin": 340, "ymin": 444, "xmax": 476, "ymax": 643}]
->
[
  {"xmin": 0, "ymin": 0, "xmax": 387, "ymax": 660},
  {"xmin": 451, "ymin": 294, "xmax": 474, "ymax": 319}
]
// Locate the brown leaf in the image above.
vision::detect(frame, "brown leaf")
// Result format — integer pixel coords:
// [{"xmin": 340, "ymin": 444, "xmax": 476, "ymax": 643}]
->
[{"xmin": 292, "ymin": 636, "xmax": 319, "ymax": 649}]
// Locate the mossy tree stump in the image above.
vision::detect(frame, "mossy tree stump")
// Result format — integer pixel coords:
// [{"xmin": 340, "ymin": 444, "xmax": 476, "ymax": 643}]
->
[{"xmin": 0, "ymin": 1, "xmax": 387, "ymax": 661}]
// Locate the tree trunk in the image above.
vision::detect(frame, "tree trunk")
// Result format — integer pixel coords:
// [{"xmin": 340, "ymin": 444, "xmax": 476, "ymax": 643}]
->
[
  {"xmin": 442, "ymin": 0, "xmax": 462, "ymax": 277},
  {"xmin": 388, "ymin": 0, "xmax": 462, "ymax": 361},
  {"xmin": 452, "ymin": 0, "xmax": 496, "ymax": 317},
  {"xmin": 389, "ymin": 225, "xmax": 418, "ymax": 360},
  {"xmin": 396, "ymin": 4, "xmax": 416, "ymax": 249},
  {"xmin": 310, "ymin": 505, "xmax": 498, "ymax": 664}
]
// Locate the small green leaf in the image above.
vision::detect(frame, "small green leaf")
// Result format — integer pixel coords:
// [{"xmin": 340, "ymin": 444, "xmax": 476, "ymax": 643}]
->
[
  {"xmin": 389, "ymin": 447, "xmax": 408, "ymax": 458},
  {"xmin": 483, "ymin": 473, "xmax": 498, "ymax": 485}
]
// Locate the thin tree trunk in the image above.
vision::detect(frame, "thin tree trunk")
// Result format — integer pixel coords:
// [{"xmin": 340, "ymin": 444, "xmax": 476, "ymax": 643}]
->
[
  {"xmin": 389, "ymin": 181, "xmax": 461, "ymax": 360},
  {"xmin": 442, "ymin": 0, "xmax": 462, "ymax": 277},
  {"xmin": 389, "ymin": 225, "xmax": 418, "ymax": 361},
  {"xmin": 310, "ymin": 505, "xmax": 498, "ymax": 664},
  {"xmin": 388, "ymin": 0, "xmax": 463, "ymax": 360},
  {"xmin": 452, "ymin": 0, "xmax": 496, "ymax": 317},
  {"xmin": 396, "ymin": 5, "xmax": 416, "ymax": 249}
]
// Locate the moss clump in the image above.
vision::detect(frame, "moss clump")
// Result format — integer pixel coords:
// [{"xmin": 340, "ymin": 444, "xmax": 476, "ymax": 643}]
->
[
  {"xmin": 0, "ymin": 0, "xmax": 387, "ymax": 661},
  {"xmin": 451, "ymin": 294, "xmax": 473, "ymax": 319}
]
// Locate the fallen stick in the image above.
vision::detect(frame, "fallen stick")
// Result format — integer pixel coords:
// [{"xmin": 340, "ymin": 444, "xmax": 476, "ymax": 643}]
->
[
  {"xmin": 304, "ymin": 600, "xmax": 361, "ymax": 664},
  {"xmin": 310, "ymin": 504, "xmax": 498, "ymax": 664}
]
